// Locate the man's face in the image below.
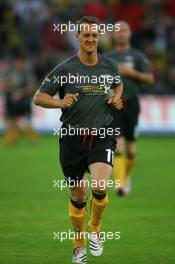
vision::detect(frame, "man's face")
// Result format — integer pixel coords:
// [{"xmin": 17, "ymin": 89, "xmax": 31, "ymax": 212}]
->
[
  {"xmin": 113, "ymin": 22, "xmax": 131, "ymax": 45},
  {"xmin": 77, "ymin": 23, "xmax": 100, "ymax": 54}
]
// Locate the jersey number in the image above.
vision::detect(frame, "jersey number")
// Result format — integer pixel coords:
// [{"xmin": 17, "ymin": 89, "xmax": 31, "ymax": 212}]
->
[{"xmin": 105, "ymin": 149, "xmax": 114, "ymax": 164}]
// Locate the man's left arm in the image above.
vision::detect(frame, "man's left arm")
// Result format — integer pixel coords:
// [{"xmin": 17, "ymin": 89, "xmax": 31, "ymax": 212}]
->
[{"xmin": 119, "ymin": 54, "xmax": 154, "ymax": 85}]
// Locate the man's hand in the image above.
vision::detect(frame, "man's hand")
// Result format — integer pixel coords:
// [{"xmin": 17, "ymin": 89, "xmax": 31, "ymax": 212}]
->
[
  {"xmin": 60, "ymin": 93, "xmax": 79, "ymax": 109},
  {"xmin": 107, "ymin": 96, "xmax": 123, "ymax": 110}
]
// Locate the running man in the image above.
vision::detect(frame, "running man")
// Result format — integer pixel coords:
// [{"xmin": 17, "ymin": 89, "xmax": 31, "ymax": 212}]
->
[
  {"xmin": 34, "ymin": 16, "xmax": 123, "ymax": 263},
  {"xmin": 106, "ymin": 21, "xmax": 154, "ymax": 196},
  {"xmin": 2, "ymin": 54, "xmax": 38, "ymax": 145}
]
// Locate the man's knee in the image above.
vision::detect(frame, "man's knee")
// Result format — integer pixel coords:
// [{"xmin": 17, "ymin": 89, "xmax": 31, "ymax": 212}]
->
[
  {"xmin": 115, "ymin": 137, "xmax": 125, "ymax": 155},
  {"xmin": 126, "ymin": 149, "xmax": 136, "ymax": 159},
  {"xmin": 126, "ymin": 141, "xmax": 136, "ymax": 159},
  {"xmin": 92, "ymin": 184, "xmax": 108, "ymax": 194},
  {"xmin": 70, "ymin": 188, "xmax": 87, "ymax": 203}
]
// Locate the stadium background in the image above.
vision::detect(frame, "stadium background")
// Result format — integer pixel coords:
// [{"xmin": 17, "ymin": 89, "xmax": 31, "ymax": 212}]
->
[{"xmin": 0, "ymin": 0, "xmax": 174, "ymax": 264}]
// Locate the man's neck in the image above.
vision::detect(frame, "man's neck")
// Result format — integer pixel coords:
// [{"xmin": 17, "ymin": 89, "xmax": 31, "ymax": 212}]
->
[
  {"xmin": 78, "ymin": 50, "xmax": 98, "ymax": 66},
  {"xmin": 115, "ymin": 43, "xmax": 130, "ymax": 53}
]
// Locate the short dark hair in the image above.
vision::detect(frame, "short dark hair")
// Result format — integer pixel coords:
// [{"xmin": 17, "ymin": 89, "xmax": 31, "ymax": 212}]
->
[{"xmin": 77, "ymin": 16, "xmax": 100, "ymax": 34}]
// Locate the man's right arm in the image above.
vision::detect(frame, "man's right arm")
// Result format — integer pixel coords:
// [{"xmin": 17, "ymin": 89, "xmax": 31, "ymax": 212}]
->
[
  {"xmin": 33, "ymin": 91, "xmax": 79, "ymax": 109},
  {"xmin": 33, "ymin": 65, "xmax": 79, "ymax": 109},
  {"xmin": 33, "ymin": 91, "xmax": 63, "ymax": 108}
]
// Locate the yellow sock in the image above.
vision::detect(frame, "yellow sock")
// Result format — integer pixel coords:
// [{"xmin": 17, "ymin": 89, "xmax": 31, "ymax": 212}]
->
[
  {"xmin": 3, "ymin": 128, "xmax": 22, "ymax": 145},
  {"xmin": 88, "ymin": 192, "xmax": 108, "ymax": 233},
  {"xmin": 126, "ymin": 156, "xmax": 136, "ymax": 177},
  {"xmin": 113, "ymin": 155, "xmax": 126, "ymax": 187},
  {"xmin": 68, "ymin": 200, "xmax": 87, "ymax": 249}
]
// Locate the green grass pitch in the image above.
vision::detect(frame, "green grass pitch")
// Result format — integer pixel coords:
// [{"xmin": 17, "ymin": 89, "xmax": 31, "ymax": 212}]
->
[{"xmin": 0, "ymin": 136, "xmax": 175, "ymax": 264}]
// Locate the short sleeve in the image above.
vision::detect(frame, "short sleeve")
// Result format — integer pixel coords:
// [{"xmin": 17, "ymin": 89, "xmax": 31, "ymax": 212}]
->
[{"xmin": 39, "ymin": 63, "xmax": 65, "ymax": 96}]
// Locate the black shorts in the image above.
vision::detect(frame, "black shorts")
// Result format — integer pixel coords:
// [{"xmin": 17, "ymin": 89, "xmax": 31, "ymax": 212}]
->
[
  {"xmin": 111, "ymin": 95, "xmax": 140, "ymax": 141},
  {"xmin": 59, "ymin": 129, "xmax": 116, "ymax": 184}
]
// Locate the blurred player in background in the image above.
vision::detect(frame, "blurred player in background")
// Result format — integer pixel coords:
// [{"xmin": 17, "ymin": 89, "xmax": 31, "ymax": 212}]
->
[
  {"xmin": 34, "ymin": 16, "xmax": 123, "ymax": 264},
  {"xmin": 2, "ymin": 53, "xmax": 38, "ymax": 145},
  {"xmin": 106, "ymin": 21, "xmax": 154, "ymax": 196}
]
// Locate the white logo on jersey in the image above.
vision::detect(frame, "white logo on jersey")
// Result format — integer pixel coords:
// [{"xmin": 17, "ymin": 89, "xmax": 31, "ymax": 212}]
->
[
  {"xmin": 100, "ymin": 74, "xmax": 113, "ymax": 93},
  {"xmin": 41, "ymin": 77, "xmax": 51, "ymax": 86}
]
